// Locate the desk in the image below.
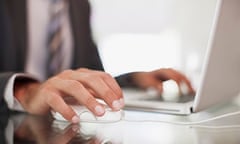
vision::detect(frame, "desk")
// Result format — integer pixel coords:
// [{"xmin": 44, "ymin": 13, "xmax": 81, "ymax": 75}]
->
[{"xmin": 2, "ymin": 94, "xmax": 240, "ymax": 143}]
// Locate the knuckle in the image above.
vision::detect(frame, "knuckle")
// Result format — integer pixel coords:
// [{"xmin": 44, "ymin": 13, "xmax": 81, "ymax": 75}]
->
[
  {"xmin": 79, "ymin": 74, "xmax": 93, "ymax": 83},
  {"xmin": 98, "ymin": 71, "xmax": 108, "ymax": 77},
  {"xmin": 85, "ymin": 96, "xmax": 95, "ymax": 105},
  {"xmin": 84, "ymin": 74, "xmax": 101, "ymax": 83},
  {"xmin": 40, "ymin": 85, "xmax": 51, "ymax": 94},
  {"xmin": 77, "ymin": 68, "xmax": 89, "ymax": 72},
  {"xmin": 60, "ymin": 69, "xmax": 74, "ymax": 76},
  {"xmin": 40, "ymin": 82, "xmax": 55, "ymax": 94},
  {"xmin": 47, "ymin": 76, "xmax": 60, "ymax": 84},
  {"xmin": 103, "ymin": 73, "xmax": 112, "ymax": 79},
  {"xmin": 46, "ymin": 92, "xmax": 59, "ymax": 104},
  {"xmin": 82, "ymin": 73, "xmax": 92, "ymax": 79},
  {"xmin": 66, "ymin": 80, "xmax": 82, "ymax": 90}
]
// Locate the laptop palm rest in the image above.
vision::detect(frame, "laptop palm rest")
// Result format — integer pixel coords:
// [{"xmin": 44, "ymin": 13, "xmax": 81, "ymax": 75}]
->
[{"xmin": 124, "ymin": 89, "xmax": 195, "ymax": 115}]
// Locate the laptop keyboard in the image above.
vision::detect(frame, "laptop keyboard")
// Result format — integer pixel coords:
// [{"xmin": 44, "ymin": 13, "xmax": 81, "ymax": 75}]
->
[{"xmin": 139, "ymin": 94, "xmax": 195, "ymax": 103}]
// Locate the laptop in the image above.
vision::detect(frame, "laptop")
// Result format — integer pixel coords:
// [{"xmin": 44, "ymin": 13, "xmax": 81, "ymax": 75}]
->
[{"xmin": 124, "ymin": 0, "xmax": 240, "ymax": 115}]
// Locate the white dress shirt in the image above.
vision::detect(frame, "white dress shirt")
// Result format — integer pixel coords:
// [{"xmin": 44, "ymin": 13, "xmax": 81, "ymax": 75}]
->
[{"xmin": 3, "ymin": 0, "xmax": 73, "ymax": 111}]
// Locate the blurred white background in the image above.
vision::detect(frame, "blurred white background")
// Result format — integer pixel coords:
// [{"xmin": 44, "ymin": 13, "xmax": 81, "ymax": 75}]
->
[{"xmin": 89, "ymin": 0, "xmax": 218, "ymax": 88}]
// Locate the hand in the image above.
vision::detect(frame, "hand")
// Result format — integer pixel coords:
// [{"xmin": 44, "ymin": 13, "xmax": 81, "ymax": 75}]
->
[
  {"xmin": 131, "ymin": 68, "xmax": 195, "ymax": 94},
  {"xmin": 14, "ymin": 68, "xmax": 124, "ymax": 123}
]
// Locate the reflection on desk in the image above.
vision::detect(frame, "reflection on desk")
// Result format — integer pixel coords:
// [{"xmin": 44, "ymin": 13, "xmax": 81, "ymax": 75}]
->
[{"xmin": 1, "ymin": 104, "xmax": 240, "ymax": 144}]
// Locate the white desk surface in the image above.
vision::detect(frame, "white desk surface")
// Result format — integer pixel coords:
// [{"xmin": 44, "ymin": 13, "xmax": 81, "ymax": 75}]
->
[{"xmin": 71, "ymin": 89, "xmax": 240, "ymax": 144}]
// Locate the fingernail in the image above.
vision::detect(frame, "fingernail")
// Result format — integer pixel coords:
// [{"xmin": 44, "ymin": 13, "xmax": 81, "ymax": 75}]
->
[
  {"xmin": 112, "ymin": 100, "xmax": 121, "ymax": 110},
  {"xmin": 71, "ymin": 115, "xmax": 80, "ymax": 123},
  {"xmin": 119, "ymin": 98, "xmax": 125, "ymax": 107},
  {"xmin": 95, "ymin": 105, "xmax": 105, "ymax": 115}
]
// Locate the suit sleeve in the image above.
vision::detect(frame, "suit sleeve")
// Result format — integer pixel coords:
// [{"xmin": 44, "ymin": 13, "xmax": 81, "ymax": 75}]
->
[{"xmin": 115, "ymin": 72, "xmax": 139, "ymax": 88}]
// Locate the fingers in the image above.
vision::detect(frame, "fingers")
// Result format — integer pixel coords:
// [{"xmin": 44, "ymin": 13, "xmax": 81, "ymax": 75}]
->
[
  {"xmin": 158, "ymin": 69, "xmax": 185, "ymax": 94},
  {"xmin": 49, "ymin": 77, "xmax": 106, "ymax": 116},
  {"xmin": 164, "ymin": 69, "xmax": 195, "ymax": 94},
  {"xmin": 154, "ymin": 81, "xmax": 163, "ymax": 94},
  {"xmin": 45, "ymin": 90, "xmax": 79, "ymax": 123},
  {"xmin": 77, "ymin": 70, "xmax": 124, "ymax": 110},
  {"xmin": 43, "ymin": 69, "xmax": 123, "ymax": 123},
  {"xmin": 151, "ymin": 68, "xmax": 195, "ymax": 94},
  {"xmin": 77, "ymin": 68, "xmax": 123, "ymax": 98},
  {"xmin": 59, "ymin": 69, "xmax": 124, "ymax": 110}
]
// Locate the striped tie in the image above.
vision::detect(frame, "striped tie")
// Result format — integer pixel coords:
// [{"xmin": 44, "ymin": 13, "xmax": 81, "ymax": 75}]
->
[{"xmin": 47, "ymin": 0, "xmax": 66, "ymax": 77}]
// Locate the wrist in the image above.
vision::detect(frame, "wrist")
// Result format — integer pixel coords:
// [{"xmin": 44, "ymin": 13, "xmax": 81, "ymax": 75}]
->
[{"xmin": 14, "ymin": 78, "xmax": 40, "ymax": 108}]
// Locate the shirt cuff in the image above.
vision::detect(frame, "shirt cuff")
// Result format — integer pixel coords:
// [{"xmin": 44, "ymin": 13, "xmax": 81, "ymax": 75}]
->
[{"xmin": 3, "ymin": 73, "xmax": 39, "ymax": 112}]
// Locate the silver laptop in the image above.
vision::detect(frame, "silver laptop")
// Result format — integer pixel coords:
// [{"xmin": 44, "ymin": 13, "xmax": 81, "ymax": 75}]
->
[{"xmin": 124, "ymin": 0, "xmax": 240, "ymax": 115}]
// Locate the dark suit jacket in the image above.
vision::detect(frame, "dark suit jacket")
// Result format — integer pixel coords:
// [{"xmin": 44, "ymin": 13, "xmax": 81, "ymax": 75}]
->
[{"xmin": 0, "ymin": 0, "xmax": 134, "ymax": 111}]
